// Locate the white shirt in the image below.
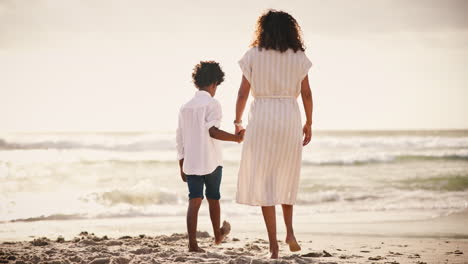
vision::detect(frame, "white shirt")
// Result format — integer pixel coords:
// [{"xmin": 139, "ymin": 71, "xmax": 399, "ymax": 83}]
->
[{"xmin": 176, "ymin": 90, "xmax": 223, "ymax": 175}]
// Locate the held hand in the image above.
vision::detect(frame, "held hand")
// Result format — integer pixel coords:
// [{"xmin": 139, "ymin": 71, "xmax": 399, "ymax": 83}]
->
[
  {"xmin": 235, "ymin": 124, "xmax": 244, "ymax": 135},
  {"xmin": 180, "ymin": 170, "xmax": 187, "ymax": 182},
  {"xmin": 303, "ymin": 124, "xmax": 312, "ymax": 146},
  {"xmin": 237, "ymin": 129, "xmax": 246, "ymax": 143}
]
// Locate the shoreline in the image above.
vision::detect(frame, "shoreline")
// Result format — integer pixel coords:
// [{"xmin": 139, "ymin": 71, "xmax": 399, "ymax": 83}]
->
[
  {"xmin": 3, "ymin": 210, "xmax": 468, "ymax": 242},
  {"xmin": 0, "ymin": 211, "xmax": 468, "ymax": 252}
]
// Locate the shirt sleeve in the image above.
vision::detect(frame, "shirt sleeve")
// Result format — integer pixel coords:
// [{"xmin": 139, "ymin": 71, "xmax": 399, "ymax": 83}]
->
[
  {"xmin": 205, "ymin": 100, "xmax": 222, "ymax": 129},
  {"xmin": 300, "ymin": 52, "xmax": 313, "ymax": 80},
  {"xmin": 238, "ymin": 48, "xmax": 253, "ymax": 83},
  {"xmin": 176, "ymin": 110, "xmax": 184, "ymax": 160}
]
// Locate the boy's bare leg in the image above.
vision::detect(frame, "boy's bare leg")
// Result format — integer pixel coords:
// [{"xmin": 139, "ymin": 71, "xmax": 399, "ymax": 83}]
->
[
  {"xmin": 187, "ymin": 198, "xmax": 205, "ymax": 252},
  {"xmin": 207, "ymin": 199, "xmax": 230, "ymax": 244}
]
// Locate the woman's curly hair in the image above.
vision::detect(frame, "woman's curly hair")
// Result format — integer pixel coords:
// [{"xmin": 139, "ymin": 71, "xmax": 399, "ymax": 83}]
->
[
  {"xmin": 251, "ymin": 10, "xmax": 305, "ymax": 53},
  {"xmin": 192, "ymin": 61, "xmax": 225, "ymax": 89}
]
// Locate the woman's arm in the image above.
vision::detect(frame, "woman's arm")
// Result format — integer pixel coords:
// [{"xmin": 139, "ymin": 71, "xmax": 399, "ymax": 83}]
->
[
  {"xmin": 235, "ymin": 75, "xmax": 251, "ymax": 133},
  {"xmin": 301, "ymin": 75, "xmax": 313, "ymax": 146}
]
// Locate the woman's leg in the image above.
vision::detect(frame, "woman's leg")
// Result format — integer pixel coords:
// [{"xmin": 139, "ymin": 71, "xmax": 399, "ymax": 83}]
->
[
  {"xmin": 261, "ymin": 206, "xmax": 279, "ymax": 258},
  {"xmin": 282, "ymin": 204, "xmax": 301, "ymax": 251}
]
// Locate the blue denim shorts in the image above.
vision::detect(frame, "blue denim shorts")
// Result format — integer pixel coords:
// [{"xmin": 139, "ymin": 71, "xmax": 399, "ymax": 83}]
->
[{"xmin": 186, "ymin": 166, "xmax": 222, "ymax": 200}]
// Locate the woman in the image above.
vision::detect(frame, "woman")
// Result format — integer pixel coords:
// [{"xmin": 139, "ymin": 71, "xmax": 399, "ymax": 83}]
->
[{"xmin": 234, "ymin": 10, "xmax": 313, "ymax": 259}]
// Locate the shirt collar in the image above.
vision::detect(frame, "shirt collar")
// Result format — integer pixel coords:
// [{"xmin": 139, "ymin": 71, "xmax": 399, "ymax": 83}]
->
[{"xmin": 195, "ymin": 90, "xmax": 212, "ymax": 98}]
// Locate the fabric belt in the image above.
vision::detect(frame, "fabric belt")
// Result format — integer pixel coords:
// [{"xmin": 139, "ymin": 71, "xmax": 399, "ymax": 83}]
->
[{"xmin": 254, "ymin": 95, "xmax": 296, "ymax": 99}]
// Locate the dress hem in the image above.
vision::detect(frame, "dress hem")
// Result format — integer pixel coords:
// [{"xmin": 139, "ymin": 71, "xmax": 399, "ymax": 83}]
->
[{"xmin": 235, "ymin": 199, "xmax": 295, "ymax": 207}]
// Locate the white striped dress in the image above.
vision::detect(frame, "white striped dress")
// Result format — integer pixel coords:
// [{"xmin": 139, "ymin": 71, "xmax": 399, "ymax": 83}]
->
[{"xmin": 236, "ymin": 47, "xmax": 312, "ymax": 206}]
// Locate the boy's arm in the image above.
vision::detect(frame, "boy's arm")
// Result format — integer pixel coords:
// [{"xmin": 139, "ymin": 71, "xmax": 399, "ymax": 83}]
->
[
  {"xmin": 206, "ymin": 100, "xmax": 245, "ymax": 142},
  {"xmin": 209, "ymin": 126, "xmax": 244, "ymax": 143},
  {"xmin": 179, "ymin": 159, "xmax": 186, "ymax": 182},
  {"xmin": 176, "ymin": 110, "xmax": 186, "ymax": 182},
  {"xmin": 176, "ymin": 112, "xmax": 184, "ymax": 160}
]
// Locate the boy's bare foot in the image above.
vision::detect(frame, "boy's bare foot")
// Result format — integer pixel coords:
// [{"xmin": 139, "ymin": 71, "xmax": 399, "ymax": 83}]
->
[
  {"xmin": 270, "ymin": 243, "xmax": 279, "ymax": 259},
  {"xmin": 285, "ymin": 235, "xmax": 301, "ymax": 252},
  {"xmin": 188, "ymin": 245, "xmax": 205, "ymax": 252},
  {"xmin": 214, "ymin": 220, "xmax": 231, "ymax": 245}
]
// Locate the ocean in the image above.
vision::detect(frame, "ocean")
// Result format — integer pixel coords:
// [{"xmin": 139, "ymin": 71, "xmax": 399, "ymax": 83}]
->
[{"xmin": 1, "ymin": 130, "xmax": 467, "ymax": 240}]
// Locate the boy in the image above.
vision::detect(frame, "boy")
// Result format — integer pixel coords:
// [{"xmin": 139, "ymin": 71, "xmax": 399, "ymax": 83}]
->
[{"xmin": 176, "ymin": 61, "xmax": 244, "ymax": 252}]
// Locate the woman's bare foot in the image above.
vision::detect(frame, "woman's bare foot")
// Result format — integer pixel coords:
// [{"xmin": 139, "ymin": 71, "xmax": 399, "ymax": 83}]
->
[
  {"xmin": 188, "ymin": 245, "xmax": 205, "ymax": 252},
  {"xmin": 214, "ymin": 220, "xmax": 231, "ymax": 245},
  {"xmin": 270, "ymin": 243, "xmax": 279, "ymax": 259},
  {"xmin": 285, "ymin": 235, "xmax": 301, "ymax": 252}
]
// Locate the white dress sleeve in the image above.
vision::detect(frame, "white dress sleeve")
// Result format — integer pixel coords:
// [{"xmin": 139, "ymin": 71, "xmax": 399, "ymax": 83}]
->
[
  {"xmin": 238, "ymin": 48, "xmax": 254, "ymax": 83},
  {"xmin": 300, "ymin": 52, "xmax": 313, "ymax": 79}
]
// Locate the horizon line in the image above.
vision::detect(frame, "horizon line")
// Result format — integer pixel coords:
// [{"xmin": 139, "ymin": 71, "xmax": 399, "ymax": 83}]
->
[{"xmin": 1, "ymin": 128, "xmax": 468, "ymax": 134}]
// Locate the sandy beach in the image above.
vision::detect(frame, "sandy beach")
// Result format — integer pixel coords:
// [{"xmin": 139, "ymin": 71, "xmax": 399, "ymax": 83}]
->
[
  {"xmin": 2, "ymin": 211, "xmax": 468, "ymax": 264},
  {"xmin": 1, "ymin": 230, "xmax": 467, "ymax": 264},
  {"xmin": 1, "ymin": 201, "xmax": 468, "ymax": 264}
]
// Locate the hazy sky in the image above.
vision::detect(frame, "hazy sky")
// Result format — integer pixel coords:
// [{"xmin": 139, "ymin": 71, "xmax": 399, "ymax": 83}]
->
[{"xmin": 1, "ymin": 0, "xmax": 467, "ymax": 132}]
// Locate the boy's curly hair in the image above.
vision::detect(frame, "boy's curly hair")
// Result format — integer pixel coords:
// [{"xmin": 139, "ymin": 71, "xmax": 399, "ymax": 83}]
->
[
  {"xmin": 192, "ymin": 61, "xmax": 225, "ymax": 89},
  {"xmin": 251, "ymin": 9, "xmax": 305, "ymax": 53}
]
